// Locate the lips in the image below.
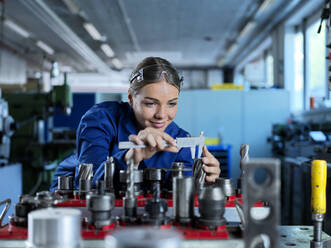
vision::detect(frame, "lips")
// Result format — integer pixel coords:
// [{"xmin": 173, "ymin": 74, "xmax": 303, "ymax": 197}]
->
[{"xmin": 150, "ymin": 121, "xmax": 166, "ymax": 129}]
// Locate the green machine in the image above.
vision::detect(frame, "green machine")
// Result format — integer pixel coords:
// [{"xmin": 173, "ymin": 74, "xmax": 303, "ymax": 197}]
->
[{"xmin": 3, "ymin": 73, "xmax": 75, "ymax": 194}]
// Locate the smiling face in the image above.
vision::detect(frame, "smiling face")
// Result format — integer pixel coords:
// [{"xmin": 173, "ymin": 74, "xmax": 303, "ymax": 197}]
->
[{"xmin": 128, "ymin": 79, "xmax": 179, "ymax": 131}]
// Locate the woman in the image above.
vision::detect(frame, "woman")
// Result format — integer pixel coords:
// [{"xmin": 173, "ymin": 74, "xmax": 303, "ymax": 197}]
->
[{"xmin": 50, "ymin": 57, "xmax": 220, "ymax": 191}]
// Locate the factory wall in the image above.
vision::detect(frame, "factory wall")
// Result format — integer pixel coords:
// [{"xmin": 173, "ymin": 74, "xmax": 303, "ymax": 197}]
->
[{"xmin": 175, "ymin": 89, "xmax": 290, "ymax": 182}]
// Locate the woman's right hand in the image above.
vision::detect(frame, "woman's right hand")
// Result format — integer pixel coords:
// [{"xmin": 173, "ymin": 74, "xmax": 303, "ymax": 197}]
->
[{"xmin": 124, "ymin": 127, "xmax": 178, "ymax": 167}]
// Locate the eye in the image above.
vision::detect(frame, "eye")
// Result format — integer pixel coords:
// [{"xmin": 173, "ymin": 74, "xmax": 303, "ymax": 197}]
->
[
  {"xmin": 144, "ymin": 102, "xmax": 155, "ymax": 107},
  {"xmin": 168, "ymin": 102, "xmax": 177, "ymax": 107}
]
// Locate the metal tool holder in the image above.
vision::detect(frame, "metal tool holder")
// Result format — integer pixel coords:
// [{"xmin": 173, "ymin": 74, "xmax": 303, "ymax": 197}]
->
[
  {"xmin": 122, "ymin": 159, "xmax": 138, "ymax": 223},
  {"xmin": 86, "ymin": 180, "xmax": 115, "ymax": 229},
  {"xmin": 104, "ymin": 156, "xmax": 115, "ymax": 193},
  {"xmin": 75, "ymin": 163, "xmax": 93, "ymax": 200},
  {"xmin": 237, "ymin": 144, "xmax": 249, "ymax": 194},
  {"xmin": 242, "ymin": 158, "xmax": 280, "ymax": 248}
]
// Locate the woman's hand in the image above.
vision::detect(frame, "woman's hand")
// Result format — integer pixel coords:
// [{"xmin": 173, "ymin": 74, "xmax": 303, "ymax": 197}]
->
[
  {"xmin": 124, "ymin": 127, "xmax": 178, "ymax": 167},
  {"xmin": 202, "ymin": 146, "xmax": 220, "ymax": 182}
]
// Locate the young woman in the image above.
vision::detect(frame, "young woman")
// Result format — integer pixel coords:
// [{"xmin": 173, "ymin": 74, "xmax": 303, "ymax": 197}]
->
[{"xmin": 50, "ymin": 57, "xmax": 220, "ymax": 191}]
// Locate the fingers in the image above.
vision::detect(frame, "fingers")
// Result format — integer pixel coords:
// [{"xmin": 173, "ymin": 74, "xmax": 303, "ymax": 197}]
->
[
  {"xmin": 202, "ymin": 145, "xmax": 221, "ymax": 181},
  {"xmin": 203, "ymin": 164, "xmax": 220, "ymax": 175},
  {"xmin": 205, "ymin": 175, "xmax": 219, "ymax": 183},
  {"xmin": 202, "ymin": 145, "xmax": 212, "ymax": 157}
]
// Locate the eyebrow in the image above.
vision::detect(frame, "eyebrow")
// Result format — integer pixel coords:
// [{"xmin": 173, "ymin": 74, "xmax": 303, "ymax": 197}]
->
[{"xmin": 144, "ymin": 97, "xmax": 178, "ymax": 102}]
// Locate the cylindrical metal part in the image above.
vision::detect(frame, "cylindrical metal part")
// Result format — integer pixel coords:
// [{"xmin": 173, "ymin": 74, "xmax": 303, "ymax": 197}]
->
[
  {"xmin": 123, "ymin": 197, "xmax": 137, "ymax": 218},
  {"xmin": 26, "ymin": 208, "xmax": 81, "ymax": 248},
  {"xmin": 86, "ymin": 191, "xmax": 115, "ymax": 228},
  {"xmin": 34, "ymin": 191, "xmax": 53, "ymax": 208},
  {"xmin": 104, "ymin": 157, "xmax": 115, "ymax": 193},
  {"xmin": 145, "ymin": 168, "xmax": 165, "ymax": 181},
  {"xmin": 79, "ymin": 179, "xmax": 92, "ymax": 192},
  {"xmin": 119, "ymin": 170, "xmax": 144, "ymax": 183},
  {"xmin": 215, "ymin": 178, "xmax": 235, "ymax": 197},
  {"xmin": 171, "ymin": 162, "xmax": 185, "ymax": 178},
  {"xmin": 173, "ymin": 177, "xmax": 194, "ymax": 223},
  {"xmin": 105, "ymin": 228, "xmax": 182, "ymax": 248},
  {"xmin": 58, "ymin": 176, "xmax": 74, "ymax": 190},
  {"xmin": 58, "ymin": 176, "xmax": 68, "ymax": 190},
  {"xmin": 198, "ymin": 185, "xmax": 226, "ymax": 227},
  {"xmin": 78, "ymin": 163, "xmax": 93, "ymax": 180},
  {"xmin": 314, "ymin": 221, "xmax": 323, "ymax": 242}
]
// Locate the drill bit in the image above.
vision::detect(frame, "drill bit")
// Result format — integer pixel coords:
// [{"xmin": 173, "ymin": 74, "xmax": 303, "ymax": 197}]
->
[
  {"xmin": 104, "ymin": 156, "xmax": 115, "ymax": 193},
  {"xmin": 78, "ymin": 163, "xmax": 93, "ymax": 180}
]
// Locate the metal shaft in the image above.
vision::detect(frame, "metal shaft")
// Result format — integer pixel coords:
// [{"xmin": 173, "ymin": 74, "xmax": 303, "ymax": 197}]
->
[{"xmin": 104, "ymin": 156, "xmax": 115, "ymax": 192}]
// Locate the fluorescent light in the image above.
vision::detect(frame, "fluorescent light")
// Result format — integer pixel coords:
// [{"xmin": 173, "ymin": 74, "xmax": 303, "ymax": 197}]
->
[
  {"xmin": 36, "ymin": 40, "xmax": 54, "ymax": 55},
  {"xmin": 4, "ymin": 19, "xmax": 30, "ymax": 38},
  {"xmin": 238, "ymin": 22, "xmax": 256, "ymax": 39},
  {"xmin": 227, "ymin": 43, "xmax": 239, "ymax": 55},
  {"xmin": 257, "ymin": 0, "xmax": 275, "ymax": 14},
  {"xmin": 62, "ymin": 0, "xmax": 80, "ymax": 15},
  {"xmin": 101, "ymin": 44, "xmax": 114, "ymax": 57},
  {"xmin": 112, "ymin": 58, "xmax": 123, "ymax": 70},
  {"xmin": 83, "ymin": 23, "xmax": 102, "ymax": 40}
]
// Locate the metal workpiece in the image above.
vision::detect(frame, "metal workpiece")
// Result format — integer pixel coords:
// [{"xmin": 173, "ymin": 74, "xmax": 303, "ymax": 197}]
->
[
  {"xmin": 26, "ymin": 208, "xmax": 81, "ymax": 248},
  {"xmin": 119, "ymin": 169, "xmax": 144, "ymax": 196},
  {"xmin": 173, "ymin": 177, "xmax": 194, "ymax": 223},
  {"xmin": 171, "ymin": 162, "xmax": 185, "ymax": 178},
  {"xmin": 311, "ymin": 213, "xmax": 324, "ymax": 248},
  {"xmin": 34, "ymin": 191, "xmax": 55, "ymax": 208},
  {"xmin": 86, "ymin": 181, "xmax": 115, "ymax": 229},
  {"xmin": 193, "ymin": 158, "xmax": 206, "ymax": 193},
  {"xmin": 237, "ymin": 144, "xmax": 249, "ymax": 194},
  {"xmin": 55, "ymin": 176, "xmax": 74, "ymax": 196},
  {"xmin": 76, "ymin": 163, "xmax": 94, "ymax": 199},
  {"xmin": 78, "ymin": 163, "xmax": 93, "ymax": 181},
  {"xmin": 9, "ymin": 195, "xmax": 37, "ymax": 227},
  {"xmin": 197, "ymin": 185, "xmax": 226, "ymax": 228},
  {"xmin": 242, "ymin": 158, "xmax": 280, "ymax": 248},
  {"xmin": 142, "ymin": 168, "xmax": 169, "ymax": 225},
  {"xmin": 144, "ymin": 168, "xmax": 165, "ymax": 182},
  {"xmin": 215, "ymin": 178, "xmax": 235, "ymax": 197},
  {"xmin": 104, "ymin": 156, "xmax": 115, "ymax": 193},
  {"xmin": 105, "ymin": 227, "xmax": 182, "ymax": 248},
  {"xmin": 122, "ymin": 159, "xmax": 137, "ymax": 222}
]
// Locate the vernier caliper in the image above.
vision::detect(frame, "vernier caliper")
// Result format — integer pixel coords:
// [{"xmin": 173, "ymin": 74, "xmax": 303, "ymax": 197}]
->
[{"xmin": 118, "ymin": 132, "xmax": 205, "ymax": 159}]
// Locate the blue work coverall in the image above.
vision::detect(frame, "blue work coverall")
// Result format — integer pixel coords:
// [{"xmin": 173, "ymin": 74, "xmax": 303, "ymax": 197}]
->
[{"xmin": 49, "ymin": 101, "xmax": 193, "ymax": 192}]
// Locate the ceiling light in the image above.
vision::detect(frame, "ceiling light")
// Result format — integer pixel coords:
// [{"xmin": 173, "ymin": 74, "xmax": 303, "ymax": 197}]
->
[
  {"xmin": 238, "ymin": 22, "xmax": 257, "ymax": 40},
  {"xmin": 36, "ymin": 40, "xmax": 54, "ymax": 55},
  {"xmin": 83, "ymin": 23, "xmax": 102, "ymax": 40},
  {"xmin": 4, "ymin": 19, "xmax": 30, "ymax": 38},
  {"xmin": 227, "ymin": 43, "xmax": 239, "ymax": 55},
  {"xmin": 257, "ymin": 0, "xmax": 275, "ymax": 14},
  {"xmin": 62, "ymin": 0, "xmax": 80, "ymax": 15},
  {"xmin": 112, "ymin": 58, "xmax": 123, "ymax": 70},
  {"xmin": 101, "ymin": 44, "xmax": 114, "ymax": 57}
]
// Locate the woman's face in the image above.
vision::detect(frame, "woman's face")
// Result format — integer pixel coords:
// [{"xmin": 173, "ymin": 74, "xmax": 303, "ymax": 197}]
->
[{"xmin": 129, "ymin": 80, "xmax": 179, "ymax": 131}]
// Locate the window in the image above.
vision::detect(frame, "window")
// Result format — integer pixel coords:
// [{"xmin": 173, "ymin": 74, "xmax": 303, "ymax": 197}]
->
[
  {"xmin": 306, "ymin": 19, "xmax": 327, "ymax": 103},
  {"xmin": 293, "ymin": 30, "xmax": 304, "ymax": 111}
]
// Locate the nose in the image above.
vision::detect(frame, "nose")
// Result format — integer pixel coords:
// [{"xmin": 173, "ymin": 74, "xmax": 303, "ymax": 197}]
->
[{"xmin": 154, "ymin": 105, "xmax": 166, "ymax": 119}]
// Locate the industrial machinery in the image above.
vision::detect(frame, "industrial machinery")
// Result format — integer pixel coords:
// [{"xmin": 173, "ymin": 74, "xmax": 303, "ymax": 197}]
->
[
  {"xmin": 0, "ymin": 89, "xmax": 15, "ymax": 165},
  {"xmin": 2, "ymin": 72, "xmax": 74, "ymax": 194},
  {"xmin": 0, "ymin": 137, "xmax": 325, "ymax": 247}
]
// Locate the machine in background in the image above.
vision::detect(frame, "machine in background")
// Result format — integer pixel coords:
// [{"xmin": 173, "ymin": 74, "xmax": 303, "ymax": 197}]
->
[{"xmin": 2, "ymin": 72, "xmax": 75, "ymax": 194}]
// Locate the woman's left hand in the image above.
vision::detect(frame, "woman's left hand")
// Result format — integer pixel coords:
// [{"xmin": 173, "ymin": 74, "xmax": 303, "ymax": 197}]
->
[{"xmin": 202, "ymin": 146, "xmax": 220, "ymax": 182}]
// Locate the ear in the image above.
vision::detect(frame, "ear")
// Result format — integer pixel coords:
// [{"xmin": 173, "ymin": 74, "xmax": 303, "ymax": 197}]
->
[{"xmin": 128, "ymin": 89, "xmax": 133, "ymax": 106}]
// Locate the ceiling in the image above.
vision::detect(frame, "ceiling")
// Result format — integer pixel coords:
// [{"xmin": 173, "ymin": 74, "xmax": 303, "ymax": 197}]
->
[{"xmin": 0, "ymin": 0, "xmax": 314, "ymax": 82}]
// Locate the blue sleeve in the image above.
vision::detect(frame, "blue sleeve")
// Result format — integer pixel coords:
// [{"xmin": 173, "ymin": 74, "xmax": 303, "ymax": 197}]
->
[{"xmin": 76, "ymin": 108, "xmax": 127, "ymax": 186}]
